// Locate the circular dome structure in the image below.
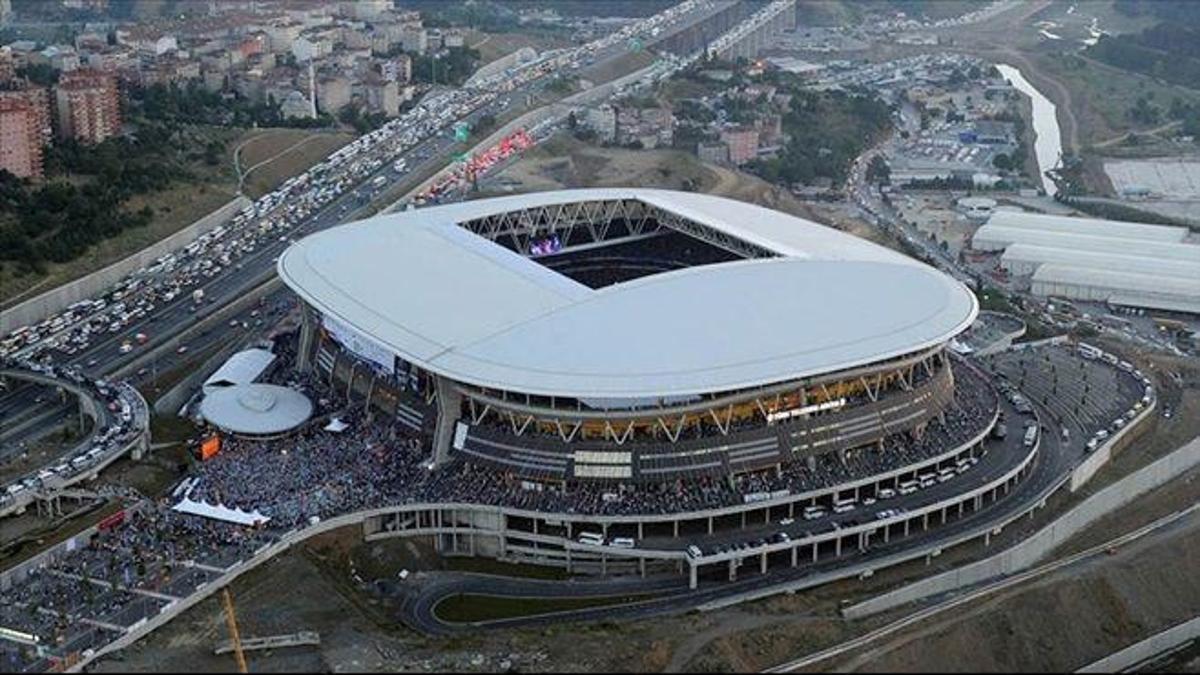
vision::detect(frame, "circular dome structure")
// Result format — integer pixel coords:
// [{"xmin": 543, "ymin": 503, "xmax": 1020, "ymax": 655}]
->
[{"xmin": 199, "ymin": 383, "xmax": 313, "ymax": 437}]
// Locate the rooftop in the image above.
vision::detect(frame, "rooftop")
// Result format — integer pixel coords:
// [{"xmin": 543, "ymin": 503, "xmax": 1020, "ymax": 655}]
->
[{"xmin": 279, "ymin": 189, "xmax": 977, "ymax": 400}]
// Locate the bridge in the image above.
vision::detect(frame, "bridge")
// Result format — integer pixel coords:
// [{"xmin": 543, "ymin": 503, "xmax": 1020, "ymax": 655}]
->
[{"xmin": 1, "ymin": 368, "xmax": 150, "ymax": 518}]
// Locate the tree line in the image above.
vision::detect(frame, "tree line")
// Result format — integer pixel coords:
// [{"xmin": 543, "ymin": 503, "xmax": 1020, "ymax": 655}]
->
[{"xmin": 0, "ymin": 132, "xmax": 192, "ymax": 274}]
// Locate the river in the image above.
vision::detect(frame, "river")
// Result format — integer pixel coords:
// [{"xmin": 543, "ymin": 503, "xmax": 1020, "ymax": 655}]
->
[{"xmin": 995, "ymin": 63, "xmax": 1063, "ymax": 197}]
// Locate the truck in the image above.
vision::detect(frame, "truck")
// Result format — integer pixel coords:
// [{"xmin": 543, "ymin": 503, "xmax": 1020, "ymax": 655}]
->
[{"xmin": 192, "ymin": 289, "xmax": 205, "ymax": 305}]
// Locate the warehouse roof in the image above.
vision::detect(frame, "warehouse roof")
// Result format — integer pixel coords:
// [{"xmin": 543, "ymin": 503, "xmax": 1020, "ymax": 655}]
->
[
  {"xmin": 984, "ymin": 210, "xmax": 1189, "ymax": 243},
  {"xmin": 279, "ymin": 189, "xmax": 977, "ymax": 399},
  {"xmin": 1032, "ymin": 264, "xmax": 1200, "ymax": 315},
  {"xmin": 1001, "ymin": 244, "xmax": 1200, "ymax": 280},
  {"xmin": 972, "ymin": 225, "xmax": 1200, "ymax": 262}
]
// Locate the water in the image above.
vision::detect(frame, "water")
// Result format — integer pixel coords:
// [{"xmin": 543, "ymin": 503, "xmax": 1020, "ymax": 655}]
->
[{"xmin": 995, "ymin": 63, "xmax": 1063, "ymax": 197}]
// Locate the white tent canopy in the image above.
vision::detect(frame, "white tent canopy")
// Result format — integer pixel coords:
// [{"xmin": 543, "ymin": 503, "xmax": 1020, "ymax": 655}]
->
[
  {"xmin": 172, "ymin": 496, "xmax": 271, "ymax": 527},
  {"xmin": 203, "ymin": 349, "xmax": 277, "ymax": 393}
]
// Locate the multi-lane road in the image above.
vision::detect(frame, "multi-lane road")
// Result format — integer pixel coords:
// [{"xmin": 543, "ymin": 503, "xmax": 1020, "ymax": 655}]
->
[{"xmin": 0, "ymin": 1, "xmax": 732, "ymax": 479}]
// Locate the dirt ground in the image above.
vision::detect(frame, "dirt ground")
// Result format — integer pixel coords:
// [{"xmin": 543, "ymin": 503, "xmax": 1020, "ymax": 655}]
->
[
  {"xmin": 479, "ymin": 137, "xmax": 887, "ymax": 248},
  {"xmin": 235, "ymin": 129, "xmax": 354, "ymax": 199},
  {"xmin": 821, "ymin": 473, "xmax": 1200, "ymax": 673},
  {"xmin": 467, "ymin": 30, "xmax": 571, "ymax": 65}
]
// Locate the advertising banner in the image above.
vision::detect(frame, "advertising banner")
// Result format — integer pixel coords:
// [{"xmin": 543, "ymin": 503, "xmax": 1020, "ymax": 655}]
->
[{"xmin": 323, "ymin": 314, "xmax": 394, "ymax": 373}]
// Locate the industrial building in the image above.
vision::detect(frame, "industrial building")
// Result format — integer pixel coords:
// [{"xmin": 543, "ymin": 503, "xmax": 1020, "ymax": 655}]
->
[{"xmin": 972, "ymin": 211, "xmax": 1200, "ymax": 315}]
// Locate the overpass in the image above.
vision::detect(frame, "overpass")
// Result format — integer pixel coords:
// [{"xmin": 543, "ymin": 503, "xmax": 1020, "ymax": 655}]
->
[
  {"xmin": 0, "ymin": 368, "xmax": 150, "ymax": 518},
  {"xmin": 707, "ymin": 0, "xmax": 795, "ymax": 61}
]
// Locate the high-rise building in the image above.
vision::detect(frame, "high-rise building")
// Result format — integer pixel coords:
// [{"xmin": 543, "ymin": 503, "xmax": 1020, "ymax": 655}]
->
[
  {"xmin": 54, "ymin": 68, "xmax": 122, "ymax": 145},
  {"xmin": 720, "ymin": 128, "xmax": 760, "ymax": 166},
  {"xmin": 0, "ymin": 97, "xmax": 43, "ymax": 178},
  {"xmin": 0, "ymin": 48, "xmax": 16, "ymax": 84},
  {"xmin": 0, "ymin": 86, "xmax": 53, "ymax": 148}
]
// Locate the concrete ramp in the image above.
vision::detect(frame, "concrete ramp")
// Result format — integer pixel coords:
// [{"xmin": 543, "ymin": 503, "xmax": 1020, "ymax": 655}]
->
[{"xmin": 214, "ymin": 631, "xmax": 321, "ymax": 655}]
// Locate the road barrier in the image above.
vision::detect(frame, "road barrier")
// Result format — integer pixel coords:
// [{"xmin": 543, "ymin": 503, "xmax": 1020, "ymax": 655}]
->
[
  {"xmin": 1077, "ymin": 615, "xmax": 1200, "ymax": 673},
  {"xmin": 1, "ymin": 197, "xmax": 250, "ymax": 336},
  {"xmin": 842, "ymin": 429, "xmax": 1199, "ymax": 619}
]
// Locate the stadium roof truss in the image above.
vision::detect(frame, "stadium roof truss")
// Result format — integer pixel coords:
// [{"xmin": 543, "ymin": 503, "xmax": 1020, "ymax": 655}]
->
[
  {"xmin": 457, "ymin": 197, "xmax": 779, "ymax": 261},
  {"xmin": 457, "ymin": 345, "xmax": 949, "ymax": 446}
]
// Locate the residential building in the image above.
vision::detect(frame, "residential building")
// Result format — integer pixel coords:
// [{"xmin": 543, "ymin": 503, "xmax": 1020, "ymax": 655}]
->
[
  {"xmin": 381, "ymin": 54, "xmax": 411, "ymax": 83},
  {"xmin": 583, "ymin": 104, "xmax": 617, "ymax": 143},
  {"xmin": 264, "ymin": 22, "xmax": 302, "ymax": 53},
  {"xmin": 364, "ymin": 75, "xmax": 399, "ymax": 116},
  {"xmin": 0, "ymin": 96, "xmax": 43, "ymax": 178},
  {"xmin": 0, "ymin": 47, "xmax": 14, "ymax": 84},
  {"xmin": 54, "ymin": 68, "xmax": 121, "ymax": 145},
  {"xmin": 720, "ymin": 128, "xmax": 760, "ymax": 165},
  {"xmin": 292, "ymin": 35, "xmax": 332, "ymax": 62},
  {"xmin": 0, "ymin": 86, "xmax": 53, "ymax": 148},
  {"xmin": 398, "ymin": 28, "xmax": 427, "ymax": 55},
  {"xmin": 316, "ymin": 75, "xmax": 351, "ymax": 115}
]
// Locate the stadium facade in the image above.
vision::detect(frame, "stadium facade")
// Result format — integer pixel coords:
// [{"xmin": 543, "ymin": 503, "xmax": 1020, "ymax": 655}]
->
[{"xmin": 279, "ymin": 189, "xmax": 980, "ymax": 485}]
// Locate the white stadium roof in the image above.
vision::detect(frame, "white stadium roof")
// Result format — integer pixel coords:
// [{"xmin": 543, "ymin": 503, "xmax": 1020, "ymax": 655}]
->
[
  {"xmin": 202, "ymin": 348, "xmax": 276, "ymax": 393},
  {"xmin": 279, "ymin": 189, "xmax": 978, "ymax": 400}
]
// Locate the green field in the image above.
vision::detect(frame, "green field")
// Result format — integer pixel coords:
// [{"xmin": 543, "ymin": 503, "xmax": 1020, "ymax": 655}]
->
[{"xmin": 1037, "ymin": 52, "xmax": 1200, "ymax": 149}]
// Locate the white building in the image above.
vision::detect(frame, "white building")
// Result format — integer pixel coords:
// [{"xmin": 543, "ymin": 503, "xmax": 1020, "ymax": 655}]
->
[{"xmin": 972, "ymin": 211, "xmax": 1200, "ymax": 314}]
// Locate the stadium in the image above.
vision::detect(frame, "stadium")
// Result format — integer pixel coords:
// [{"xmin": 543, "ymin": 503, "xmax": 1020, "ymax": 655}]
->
[{"xmin": 278, "ymin": 189, "xmax": 984, "ymax": 487}]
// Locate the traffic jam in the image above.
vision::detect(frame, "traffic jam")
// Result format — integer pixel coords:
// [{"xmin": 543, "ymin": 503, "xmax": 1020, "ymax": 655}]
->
[{"xmin": 0, "ymin": 1, "xmax": 710, "ymax": 369}]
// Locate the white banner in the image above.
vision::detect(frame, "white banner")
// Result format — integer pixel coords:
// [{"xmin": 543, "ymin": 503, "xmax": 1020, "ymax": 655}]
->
[{"xmin": 322, "ymin": 314, "xmax": 394, "ymax": 374}]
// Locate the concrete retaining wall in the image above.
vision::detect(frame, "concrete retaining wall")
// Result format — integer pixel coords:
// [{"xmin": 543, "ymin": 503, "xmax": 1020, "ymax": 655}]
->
[
  {"xmin": 844, "ymin": 433, "xmax": 1200, "ymax": 619},
  {"xmin": 152, "ymin": 335, "xmax": 248, "ymax": 417},
  {"xmin": 1077, "ymin": 615, "xmax": 1200, "ymax": 673},
  {"xmin": 1, "ymin": 196, "xmax": 250, "ymax": 335},
  {"xmin": 1069, "ymin": 393, "xmax": 1154, "ymax": 493}
]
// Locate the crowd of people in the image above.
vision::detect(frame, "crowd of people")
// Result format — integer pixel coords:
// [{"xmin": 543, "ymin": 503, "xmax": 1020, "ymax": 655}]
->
[
  {"xmin": 1, "ymin": 350, "xmax": 1001, "ymax": 670},
  {"xmin": 176, "ymin": 354, "xmax": 998, "ymax": 523}
]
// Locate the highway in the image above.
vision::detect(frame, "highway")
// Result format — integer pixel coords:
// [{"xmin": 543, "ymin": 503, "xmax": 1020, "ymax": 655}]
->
[{"xmin": 0, "ymin": 1, "xmax": 728, "ymax": 473}]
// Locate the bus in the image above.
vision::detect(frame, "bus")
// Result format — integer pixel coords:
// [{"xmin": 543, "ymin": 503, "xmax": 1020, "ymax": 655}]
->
[
  {"xmin": 1076, "ymin": 342, "xmax": 1102, "ymax": 360},
  {"xmin": 832, "ymin": 498, "xmax": 856, "ymax": 514},
  {"xmin": 577, "ymin": 531, "xmax": 604, "ymax": 546},
  {"xmin": 1023, "ymin": 425, "xmax": 1039, "ymax": 448},
  {"xmin": 802, "ymin": 505, "xmax": 826, "ymax": 520},
  {"xmin": 898, "ymin": 479, "xmax": 919, "ymax": 495}
]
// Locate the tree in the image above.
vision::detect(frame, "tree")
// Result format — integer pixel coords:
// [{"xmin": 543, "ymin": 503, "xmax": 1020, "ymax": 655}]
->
[
  {"xmin": 992, "ymin": 153, "xmax": 1013, "ymax": 171},
  {"xmin": 866, "ymin": 156, "xmax": 890, "ymax": 185}
]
